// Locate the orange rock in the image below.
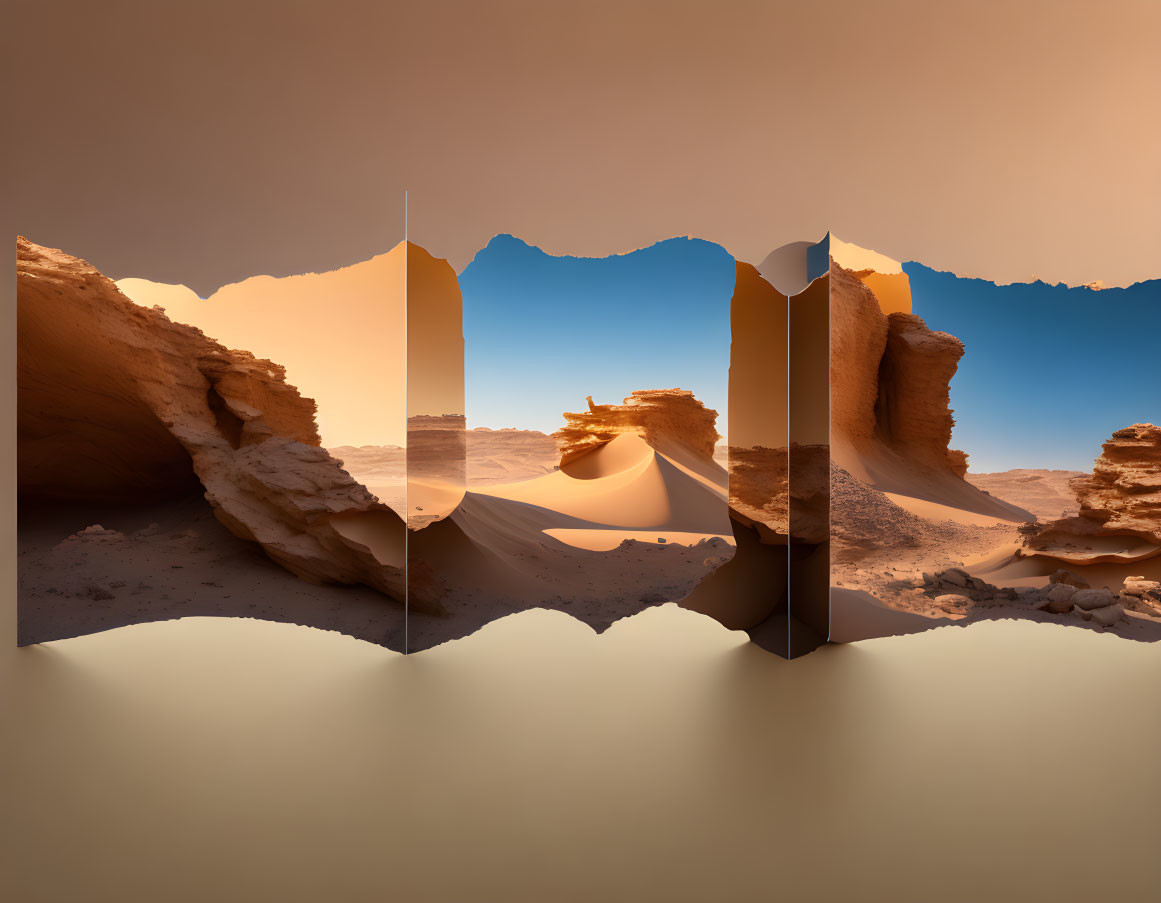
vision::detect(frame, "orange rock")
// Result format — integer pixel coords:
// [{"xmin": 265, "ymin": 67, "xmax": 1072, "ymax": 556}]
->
[
  {"xmin": 17, "ymin": 237, "xmax": 423, "ymax": 609},
  {"xmin": 875, "ymin": 310, "xmax": 965, "ymax": 474},
  {"xmin": 554, "ymin": 388, "xmax": 720, "ymax": 465},
  {"xmin": 1025, "ymin": 424, "xmax": 1161, "ymax": 563}
]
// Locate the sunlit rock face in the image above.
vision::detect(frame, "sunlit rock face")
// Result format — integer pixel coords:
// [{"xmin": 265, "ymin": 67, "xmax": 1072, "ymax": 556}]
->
[
  {"xmin": 1025, "ymin": 424, "xmax": 1161, "ymax": 563},
  {"xmin": 554, "ymin": 389, "xmax": 720, "ymax": 465},
  {"xmin": 830, "ymin": 265, "xmax": 889, "ymax": 454},
  {"xmin": 875, "ymin": 311, "xmax": 965, "ymax": 474},
  {"xmin": 823, "ymin": 262, "xmax": 1032, "ymax": 521},
  {"xmin": 830, "ymin": 263, "xmax": 968, "ymax": 478},
  {"xmin": 17, "ymin": 237, "xmax": 416, "ymax": 607}
]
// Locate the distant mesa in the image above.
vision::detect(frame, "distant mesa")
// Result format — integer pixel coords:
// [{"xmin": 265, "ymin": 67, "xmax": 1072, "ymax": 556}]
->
[{"xmin": 965, "ymin": 469, "xmax": 1084, "ymax": 523}]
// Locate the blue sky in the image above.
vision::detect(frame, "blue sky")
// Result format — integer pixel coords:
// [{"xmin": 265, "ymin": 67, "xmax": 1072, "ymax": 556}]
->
[
  {"xmin": 905, "ymin": 264, "xmax": 1161, "ymax": 473},
  {"xmin": 459, "ymin": 235, "xmax": 734, "ymax": 437}
]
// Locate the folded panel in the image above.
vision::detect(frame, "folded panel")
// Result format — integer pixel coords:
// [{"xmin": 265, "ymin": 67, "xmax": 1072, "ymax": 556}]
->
[
  {"xmin": 786, "ymin": 239, "xmax": 831, "ymax": 657},
  {"xmin": 683, "ymin": 261, "xmax": 789, "ymax": 654},
  {"xmin": 404, "ymin": 235, "xmax": 736, "ymax": 651}
]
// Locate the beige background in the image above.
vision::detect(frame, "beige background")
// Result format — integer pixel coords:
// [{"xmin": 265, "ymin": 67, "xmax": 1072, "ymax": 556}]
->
[
  {"xmin": 3, "ymin": 0, "xmax": 1159, "ymax": 290},
  {"xmin": 3, "ymin": 2, "xmax": 1160, "ymax": 900}
]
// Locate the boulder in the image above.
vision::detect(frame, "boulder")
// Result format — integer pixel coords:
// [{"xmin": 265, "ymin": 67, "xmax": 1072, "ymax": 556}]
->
[
  {"xmin": 1049, "ymin": 569, "xmax": 1090, "ymax": 588},
  {"xmin": 1071, "ymin": 588, "xmax": 1118, "ymax": 611},
  {"xmin": 1046, "ymin": 583, "xmax": 1078, "ymax": 603},
  {"xmin": 1036, "ymin": 583, "xmax": 1078, "ymax": 613},
  {"xmin": 1090, "ymin": 604, "xmax": 1126, "ymax": 627},
  {"xmin": 939, "ymin": 568, "xmax": 969, "ymax": 587},
  {"xmin": 1037, "ymin": 595, "xmax": 1074, "ymax": 615},
  {"xmin": 934, "ymin": 593, "xmax": 973, "ymax": 611},
  {"xmin": 1122, "ymin": 576, "xmax": 1161, "ymax": 599}
]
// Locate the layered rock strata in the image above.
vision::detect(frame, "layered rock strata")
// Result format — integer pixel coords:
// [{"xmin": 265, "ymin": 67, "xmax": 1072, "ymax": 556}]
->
[
  {"xmin": 1024, "ymin": 423, "xmax": 1161, "ymax": 563},
  {"xmin": 828, "ymin": 263, "xmax": 1030, "ymax": 521},
  {"xmin": 554, "ymin": 389, "xmax": 720, "ymax": 464},
  {"xmin": 17, "ymin": 238, "xmax": 420, "ymax": 608}
]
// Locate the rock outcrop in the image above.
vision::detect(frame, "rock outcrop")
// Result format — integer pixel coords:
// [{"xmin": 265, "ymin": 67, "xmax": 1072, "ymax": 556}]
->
[
  {"xmin": 1024, "ymin": 424, "xmax": 1161, "ymax": 563},
  {"xmin": 828, "ymin": 263, "xmax": 1030, "ymax": 521},
  {"xmin": 554, "ymin": 389, "xmax": 720, "ymax": 465},
  {"xmin": 830, "ymin": 265, "xmax": 967, "ymax": 475},
  {"xmin": 875, "ymin": 312, "xmax": 965, "ymax": 473},
  {"xmin": 726, "ymin": 446, "xmax": 788, "ymax": 537},
  {"xmin": 17, "ymin": 238, "xmax": 423, "ymax": 608},
  {"xmin": 830, "ymin": 266, "xmax": 890, "ymax": 452},
  {"xmin": 116, "ymin": 240, "xmax": 408, "ymax": 450}
]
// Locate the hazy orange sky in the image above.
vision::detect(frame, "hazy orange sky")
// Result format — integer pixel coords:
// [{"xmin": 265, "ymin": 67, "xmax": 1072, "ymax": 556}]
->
[
  {"xmin": 3, "ymin": 0, "xmax": 1158, "ymax": 293},
  {"xmin": 117, "ymin": 248, "xmax": 407, "ymax": 447}
]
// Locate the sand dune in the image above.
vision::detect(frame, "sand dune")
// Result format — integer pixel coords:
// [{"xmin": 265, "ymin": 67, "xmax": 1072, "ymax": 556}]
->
[
  {"xmin": 475, "ymin": 434, "xmax": 731, "ymax": 542},
  {"xmin": 406, "ymin": 489, "xmax": 734, "ymax": 651},
  {"xmin": 883, "ymin": 492, "xmax": 1013, "ymax": 528},
  {"xmin": 401, "ymin": 421, "xmax": 739, "ymax": 650},
  {"xmin": 22, "ymin": 231, "xmax": 1157, "ymax": 656}
]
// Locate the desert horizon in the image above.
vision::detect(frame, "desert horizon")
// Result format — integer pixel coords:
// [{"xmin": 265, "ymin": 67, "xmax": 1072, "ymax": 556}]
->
[
  {"xmin": 107, "ymin": 230, "xmax": 1160, "ymax": 471},
  {"xmin": 15, "ymin": 229, "xmax": 1160, "ymax": 656}
]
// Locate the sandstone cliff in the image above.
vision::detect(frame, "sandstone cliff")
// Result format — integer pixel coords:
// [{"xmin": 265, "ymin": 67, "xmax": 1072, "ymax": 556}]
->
[
  {"xmin": 828, "ymin": 263, "xmax": 1030, "ymax": 521},
  {"xmin": 874, "ymin": 311, "xmax": 965, "ymax": 475},
  {"xmin": 116, "ymin": 243, "xmax": 407, "ymax": 449},
  {"xmin": 1024, "ymin": 423, "xmax": 1161, "ymax": 563},
  {"xmin": 17, "ymin": 238, "xmax": 423, "ymax": 608}
]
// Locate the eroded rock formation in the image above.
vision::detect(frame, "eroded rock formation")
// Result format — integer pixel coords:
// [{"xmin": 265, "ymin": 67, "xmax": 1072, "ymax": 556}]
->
[
  {"xmin": 830, "ymin": 264, "xmax": 966, "ymax": 473},
  {"xmin": 830, "ymin": 266, "xmax": 889, "ymax": 452},
  {"xmin": 725, "ymin": 446, "xmax": 788, "ymax": 537},
  {"xmin": 828, "ymin": 263, "xmax": 1029, "ymax": 521},
  {"xmin": 554, "ymin": 389, "xmax": 720, "ymax": 464},
  {"xmin": 17, "ymin": 237, "xmax": 422, "ymax": 608},
  {"xmin": 1024, "ymin": 423, "xmax": 1161, "ymax": 563},
  {"xmin": 875, "ymin": 312, "xmax": 965, "ymax": 474}
]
